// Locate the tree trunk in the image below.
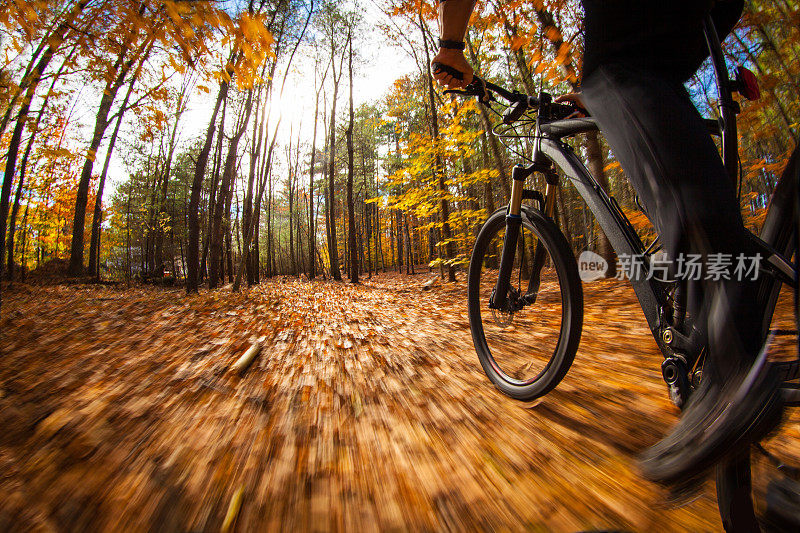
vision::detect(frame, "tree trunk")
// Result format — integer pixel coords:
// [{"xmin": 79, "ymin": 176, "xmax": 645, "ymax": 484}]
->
[
  {"xmin": 69, "ymin": 33, "xmax": 153, "ymax": 275},
  {"xmin": 584, "ymin": 130, "xmax": 616, "ymax": 276},
  {"xmin": 396, "ymin": 210, "xmax": 404, "ymax": 273},
  {"xmin": 6, "ymin": 115, "xmax": 38, "ymax": 280},
  {"xmin": 405, "ymin": 213, "xmax": 414, "ymax": 274},
  {"xmin": 88, "ymin": 73, "xmax": 138, "ymax": 277},
  {"xmin": 0, "ymin": 1, "xmax": 87, "ymax": 281},
  {"xmin": 211, "ymin": 93, "xmax": 253, "ymax": 289},
  {"xmin": 289, "ymin": 165, "xmax": 296, "ymax": 275},
  {"xmin": 346, "ymin": 31, "xmax": 358, "ymax": 284},
  {"xmin": 187, "ymin": 58, "xmax": 234, "ymax": 292},
  {"xmin": 151, "ymin": 82, "xmax": 188, "ymax": 279},
  {"xmin": 201, "ymin": 100, "xmax": 227, "ymax": 282},
  {"xmin": 308, "ymin": 91, "xmax": 322, "ymax": 279},
  {"xmin": 243, "ymin": 82, "xmax": 266, "ymax": 287},
  {"xmin": 18, "ymin": 195, "xmax": 31, "ymax": 281},
  {"xmin": 327, "ymin": 81, "xmax": 342, "ymax": 280}
]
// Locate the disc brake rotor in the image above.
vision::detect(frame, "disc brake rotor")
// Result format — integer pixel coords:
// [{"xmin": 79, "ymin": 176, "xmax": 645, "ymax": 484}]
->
[
  {"xmin": 491, "ymin": 307, "xmax": 514, "ymax": 327},
  {"xmin": 491, "ymin": 287, "xmax": 520, "ymax": 327}
]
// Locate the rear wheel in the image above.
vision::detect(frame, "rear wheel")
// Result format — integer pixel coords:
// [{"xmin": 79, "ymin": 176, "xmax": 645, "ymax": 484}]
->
[
  {"xmin": 468, "ymin": 207, "xmax": 583, "ymax": 401},
  {"xmin": 716, "ymin": 285, "xmax": 800, "ymax": 532},
  {"xmin": 717, "ymin": 146, "xmax": 800, "ymax": 531}
]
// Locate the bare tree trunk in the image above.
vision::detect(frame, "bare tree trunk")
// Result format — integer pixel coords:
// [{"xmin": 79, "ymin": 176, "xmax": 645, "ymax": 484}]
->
[
  {"xmin": 126, "ymin": 191, "xmax": 132, "ymax": 283},
  {"xmin": 327, "ymin": 84, "xmax": 342, "ymax": 280},
  {"xmin": 18, "ymin": 195, "xmax": 31, "ymax": 281},
  {"xmin": 308, "ymin": 80, "xmax": 324, "ymax": 279},
  {"xmin": 252, "ymin": 208, "xmax": 261, "ymax": 284},
  {"xmin": 289, "ymin": 158, "xmax": 297, "ymax": 275},
  {"xmin": 584, "ymin": 131, "xmax": 616, "ymax": 276},
  {"xmin": 405, "ymin": 213, "xmax": 414, "ymax": 275},
  {"xmin": 88, "ymin": 73, "xmax": 138, "ymax": 277},
  {"xmin": 377, "ymin": 203, "xmax": 385, "ymax": 272},
  {"xmin": 201, "ymin": 100, "xmax": 227, "ymax": 282},
  {"xmin": 395, "ymin": 210, "xmax": 404, "ymax": 273},
  {"xmin": 324, "ymin": 21, "xmax": 349, "ymax": 282},
  {"xmin": 210, "ymin": 91, "xmax": 253, "ymax": 288},
  {"xmin": 69, "ymin": 31, "xmax": 154, "ymax": 275},
  {"xmin": 151, "ymin": 81, "xmax": 189, "ymax": 279},
  {"xmin": 365, "ymin": 201, "xmax": 372, "ymax": 278},
  {"xmin": 389, "ymin": 211, "xmax": 395, "ymax": 272},
  {"xmin": 234, "ymin": 126, "xmax": 279, "ymax": 291},
  {"xmin": 187, "ymin": 57, "xmax": 235, "ymax": 292},
  {"xmin": 346, "ymin": 31, "xmax": 358, "ymax": 283},
  {"xmin": 6, "ymin": 120, "xmax": 38, "ymax": 280}
]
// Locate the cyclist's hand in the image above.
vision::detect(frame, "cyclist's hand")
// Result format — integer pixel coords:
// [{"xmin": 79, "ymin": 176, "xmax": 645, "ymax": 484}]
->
[
  {"xmin": 431, "ymin": 49, "xmax": 474, "ymax": 89},
  {"xmin": 555, "ymin": 93, "xmax": 588, "ymax": 118}
]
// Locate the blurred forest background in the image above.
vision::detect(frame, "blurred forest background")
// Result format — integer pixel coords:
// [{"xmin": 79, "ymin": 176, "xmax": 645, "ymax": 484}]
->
[
  {"xmin": 2, "ymin": 2, "xmax": 800, "ymax": 529},
  {"xmin": 0, "ymin": 0, "xmax": 797, "ymax": 291}
]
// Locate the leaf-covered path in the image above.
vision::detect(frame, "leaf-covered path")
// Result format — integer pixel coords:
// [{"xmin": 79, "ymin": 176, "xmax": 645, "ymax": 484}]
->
[{"xmin": 1, "ymin": 275, "xmax": 795, "ymax": 531}]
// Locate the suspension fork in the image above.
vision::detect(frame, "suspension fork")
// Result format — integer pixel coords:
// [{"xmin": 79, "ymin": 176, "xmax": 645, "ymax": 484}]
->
[{"xmin": 490, "ymin": 164, "xmax": 537, "ymax": 311}]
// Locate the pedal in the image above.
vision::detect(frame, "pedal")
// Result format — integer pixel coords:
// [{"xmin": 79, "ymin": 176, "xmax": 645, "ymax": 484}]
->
[{"xmin": 781, "ymin": 387, "xmax": 800, "ymax": 406}]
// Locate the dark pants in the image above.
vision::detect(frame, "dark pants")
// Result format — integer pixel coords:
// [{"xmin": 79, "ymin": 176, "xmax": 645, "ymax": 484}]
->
[{"xmin": 582, "ymin": 64, "xmax": 762, "ymax": 364}]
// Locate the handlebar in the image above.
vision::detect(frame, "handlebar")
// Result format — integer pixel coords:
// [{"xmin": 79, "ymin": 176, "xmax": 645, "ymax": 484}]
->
[
  {"xmin": 442, "ymin": 74, "xmax": 585, "ymax": 126},
  {"xmin": 443, "ymin": 75, "xmax": 539, "ymax": 106}
]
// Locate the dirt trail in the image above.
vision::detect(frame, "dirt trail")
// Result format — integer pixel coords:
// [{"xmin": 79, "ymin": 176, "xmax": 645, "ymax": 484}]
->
[{"xmin": 1, "ymin": 274, "xmax": 795, "ymax": 531}]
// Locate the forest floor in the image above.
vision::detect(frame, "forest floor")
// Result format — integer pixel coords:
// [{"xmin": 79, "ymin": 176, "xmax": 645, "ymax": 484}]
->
[{"xmin": 1, "ymin": 272, "xmax": 798, "ymax": 532}]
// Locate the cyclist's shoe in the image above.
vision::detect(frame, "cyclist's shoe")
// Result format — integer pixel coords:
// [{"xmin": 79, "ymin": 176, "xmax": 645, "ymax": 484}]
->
[
  {"xmin": 639, "ymin": 351, "xmax": 783, "ymax": 485},
  {"xmin": 639, "ymin": 285, "xmax": 784, "ymax": 485}
]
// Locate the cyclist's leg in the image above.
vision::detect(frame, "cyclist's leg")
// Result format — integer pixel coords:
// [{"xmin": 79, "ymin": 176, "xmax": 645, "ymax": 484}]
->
[
  {"xmin": 582, "ymin": 63, "xmax": 782, "ymax": 484},
  {"xmin": 582, "ymin": 64, "xmax": 760, "ymax": 346}
]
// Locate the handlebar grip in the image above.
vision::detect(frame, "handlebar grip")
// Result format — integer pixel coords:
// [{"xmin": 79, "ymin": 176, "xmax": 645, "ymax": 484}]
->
[{"xmin": 431, "ymin": 62, "xmax": 464, "ymax": 81}]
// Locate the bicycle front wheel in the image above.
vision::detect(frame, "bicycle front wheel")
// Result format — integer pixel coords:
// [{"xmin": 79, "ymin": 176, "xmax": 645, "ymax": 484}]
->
[{"xmin": 468, "ymin": 207, "xmax": 583, "ymax": 401}]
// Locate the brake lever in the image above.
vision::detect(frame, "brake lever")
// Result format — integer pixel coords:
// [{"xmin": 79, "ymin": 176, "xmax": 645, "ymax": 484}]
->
[
  {"xmin": 465, "ymin": 78, "xmax": 492, "ymax": 103},
  {"xmin": 443, "ymin": 85, "xmax": 494, "ymax": 104}
]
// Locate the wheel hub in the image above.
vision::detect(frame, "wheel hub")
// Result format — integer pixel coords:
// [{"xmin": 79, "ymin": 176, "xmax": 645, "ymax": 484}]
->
[
  {"xmin": 490, "ymin": 287, "xmax": 523, "ymax": 326},
  {"xmin": 491, "ymin": 307, "xmax": 514, "ymax": 327}
]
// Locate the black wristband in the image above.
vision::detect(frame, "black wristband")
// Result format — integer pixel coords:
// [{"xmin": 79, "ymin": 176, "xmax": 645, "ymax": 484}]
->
[{"xmin": 438, "ymin": 38, "xmax": 465, "ymax": 50}]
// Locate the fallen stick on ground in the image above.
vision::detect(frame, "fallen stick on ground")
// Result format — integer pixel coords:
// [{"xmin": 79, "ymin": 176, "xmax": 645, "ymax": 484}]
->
[
  {"xmin": 221, "ymin": 486, "xmax": 244, "ymax": 533},
  {"xmin": 232, "ymin": 342, "xmax": 262, "ymax": 375}
]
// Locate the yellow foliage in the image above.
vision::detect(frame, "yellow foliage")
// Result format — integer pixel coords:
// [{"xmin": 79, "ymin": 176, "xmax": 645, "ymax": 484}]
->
[{"xmin": 510, "ymin": 35, "xmax": 529, "ymax": 51}]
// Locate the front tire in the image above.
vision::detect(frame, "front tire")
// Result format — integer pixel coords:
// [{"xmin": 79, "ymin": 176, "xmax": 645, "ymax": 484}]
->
[{"xmin": 468, "ymin": 207, "xmax": 583, "ymax": 401}]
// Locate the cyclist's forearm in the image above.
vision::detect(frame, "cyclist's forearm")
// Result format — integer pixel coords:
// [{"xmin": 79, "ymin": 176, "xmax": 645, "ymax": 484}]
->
[{"xmin": 438, "ymin": 0, "xmax": 477, "ymax": 42}]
